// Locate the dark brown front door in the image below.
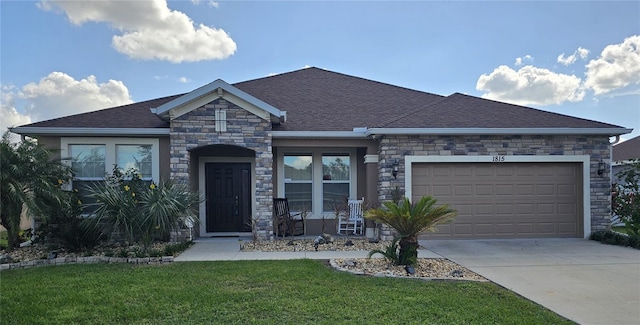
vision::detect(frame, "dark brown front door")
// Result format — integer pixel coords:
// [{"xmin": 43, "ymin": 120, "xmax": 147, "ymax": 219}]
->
[{"xmin": 205, "ymin": 163, "xmax": 251, "ymax": 233}]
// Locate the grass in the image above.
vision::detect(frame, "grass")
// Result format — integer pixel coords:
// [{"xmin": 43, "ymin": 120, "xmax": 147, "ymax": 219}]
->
[
  {"xmin": 0, "ymin": 260, "xmax": 573, "ymax": 324},
  {"xmin": 612, "ymin": 226, "xmax": 628, "ymax": 234}
]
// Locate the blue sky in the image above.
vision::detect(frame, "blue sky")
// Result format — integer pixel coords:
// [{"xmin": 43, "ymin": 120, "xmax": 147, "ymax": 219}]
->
[{"xmin": 2, "ymin": 1, "xmax": 639, "ymax": 141}]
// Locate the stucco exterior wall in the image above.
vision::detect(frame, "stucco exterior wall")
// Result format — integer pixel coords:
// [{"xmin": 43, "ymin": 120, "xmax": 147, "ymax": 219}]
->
[{"xmin": 377, "ymin": 134, "xmax": 612, "ymax": 239}]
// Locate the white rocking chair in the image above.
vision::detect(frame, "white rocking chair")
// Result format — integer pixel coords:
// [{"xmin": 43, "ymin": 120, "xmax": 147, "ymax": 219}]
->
[{"xmin": 337, "ymin": 198, "xmax": 364, "ymax": 235}]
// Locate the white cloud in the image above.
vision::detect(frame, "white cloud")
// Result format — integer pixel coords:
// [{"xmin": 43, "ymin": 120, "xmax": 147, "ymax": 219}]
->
[
  {"xmin": 1, "ymin": 86, "xmax": 32, "ymax": 138},
  {"xmin": 40, "ymin": 0, "xmax": 236, "ymax": 63},
  {"xmin": 557, "ymin": 47, "xmax": 590, "ymax": 66},
  {"xmin": 514, "ymin": 55, "xmax": 533, "ymax": 66},
  {"xmin": 18, "ymin": 72, "xmax": 133, "ymax": 122},
  {"xmin": 178, "ymin": 77, "xmax": 191, "ymax": 83},
  {"xmin": 476, "ymin": 65, "xmax": 585, "ymax": 106},
  {"xmin": 191, "ymin": 0, "xmax": 219, "ymax": 8},
  {"xmin": 584, "ymin": 35, "xmax": 640, "ymax": 95}
]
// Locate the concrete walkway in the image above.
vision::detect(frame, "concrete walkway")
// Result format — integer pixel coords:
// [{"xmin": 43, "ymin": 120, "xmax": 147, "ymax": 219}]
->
[
  {"xmin": 174, "ymin": 237, "xmax": 441, "ymax": 261},
  {"xmin": 176, "ymin": 237, "xmax": 640, "ymax": 325}
]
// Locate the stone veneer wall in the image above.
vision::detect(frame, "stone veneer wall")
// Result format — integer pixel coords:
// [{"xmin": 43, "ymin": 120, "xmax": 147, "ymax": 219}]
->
[
  {"xmin": 377, "ymin": 134, "xmax": 612, "ymax": 239},
  {"xmin": 169, "ymin": 99, "xmax": 274, "ymax": 240}
]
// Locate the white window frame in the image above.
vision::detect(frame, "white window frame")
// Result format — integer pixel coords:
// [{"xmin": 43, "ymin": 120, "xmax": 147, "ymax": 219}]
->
[
  {"xmin": 277, "ymin": 148, "xmax": 357, "ymax": 218},
  {"xmin": 283, "ymin": 153, "xmax": 314, "ymax": 213},
  {"xmin": 61, "ymin": 137, "xmax": 160, "ymax": 182},
  {"xmin": 321, "ymin": 154, "xmax": 352, "ymax": 212}
]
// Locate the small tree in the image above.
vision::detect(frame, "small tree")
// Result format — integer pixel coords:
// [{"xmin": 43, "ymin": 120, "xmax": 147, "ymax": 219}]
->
[
  {"xmin": 365, "ymin": 196, "xmax": 457, "ymax": 266},
  {"xmin": 0, "ymin": 133, "xmax": 73, "ymax": 250},
  {"xmin": 613, "ymin": 160, "xmax": 640, "ymax": 239}
]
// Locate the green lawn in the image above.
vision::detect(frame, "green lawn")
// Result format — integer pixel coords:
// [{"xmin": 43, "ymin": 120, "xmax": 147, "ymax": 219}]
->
[
  {"xmin": 612, "ymin": 226, "xmax": 628, "ymax": 234},
  {"xmin": 1, "ymin": 260, "xmax": 574, "ymax": 324}
]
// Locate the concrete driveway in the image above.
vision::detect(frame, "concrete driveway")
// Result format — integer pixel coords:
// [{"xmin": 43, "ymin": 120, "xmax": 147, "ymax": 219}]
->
[{"xmin": 420, "ymin": 238, "xmax": 640, "ymax": 325}]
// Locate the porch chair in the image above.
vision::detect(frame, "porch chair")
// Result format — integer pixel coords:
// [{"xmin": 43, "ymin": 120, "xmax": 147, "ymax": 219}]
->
[
  {"xmin": 273, "ymin": 198, "xmax": 305, "ymax": 237},
  {"xmin": 337, "ymin": 197, "xmax": 364, "ymax": 235}
]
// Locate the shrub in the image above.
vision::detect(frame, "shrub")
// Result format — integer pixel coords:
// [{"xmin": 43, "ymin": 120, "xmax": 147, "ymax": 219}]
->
[
  {"xmin": 365, "ymin": 196, "xmax": 456, "ymax": 266},
  {"xmin": 589, "ymin": 230, "xmax": 640, "ymax": 249},
  {"xmin": 368, "ymin": 237, "xmax": 401, "ymax": 265},
  {"xmin": 36, "ymin": 190, "xmax": 103, "ymax": 251},
  {"xmin": 613, "ymin": 160, "xmax": 640, "ymax": 239},
  {"xmin": 85, "ymin": 167, "xmax": 201, "ymax": 251}
]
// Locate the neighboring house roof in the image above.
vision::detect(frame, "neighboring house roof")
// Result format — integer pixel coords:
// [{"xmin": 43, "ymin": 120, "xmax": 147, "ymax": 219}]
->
[
  {"xmin": 613, "ymin": 135, "xmax": 640, "ymax": 162},
  {"xmin": 11, "ymin": 67, "xmax": 632, "ymax": 137}
]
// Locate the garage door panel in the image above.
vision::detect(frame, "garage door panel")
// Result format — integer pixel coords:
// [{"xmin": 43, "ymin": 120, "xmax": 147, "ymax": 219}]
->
[
  {"xmin": 454, "ymin": 185, "xmax": 473, "ymax": 196},
  {"xmin": 537, "ymin": 223, "xmax": 556, "ymax": 234},
  {"xmin": 454, "ymin": 224, "xmax": 473, "ymax": 235},
  {"xmin": 558, "ymin": 184, "xmax": 576, "ymax": 195},
  {"xmin": 475, "ymin": 204, "xmax": 494, "ymax": 215},
  {"xmin": 558, "ymin": 203, "xmax": 576, "ymax": 214},
  {"xmin": 558, "ymin": 223, "xmax": 576, "ymax": 234},
  {"xmin": 414, "ymin": 162, "xmax": 582, "ymax": 239},
  {"xmin": 475, "ymin": 166, "xmax": 493, "ymax": 177},
  {"xmin": 475, "ymin": 224, "xmax": 494, "ymax": 234},
  {"xmin": 476, "ymin": 185, "xmax": 493, "ymax": 195},
  {"xmin": 516, "ymin": 223, "xmax": 535, "ymax": 234},
  {"xmin": 496, "ymin": 185, "xmax": 514, "ymax": 195},
  {"xmin": 516, "ymin": 184, "xmax": 535, "ymax": 195},
  {"xmin": 536, "ymin": 184, "xmax": 556, "ymax": 195},
  {"xmin": 454, "ymin": 166, "xmax": 473, "ymax": 176}
]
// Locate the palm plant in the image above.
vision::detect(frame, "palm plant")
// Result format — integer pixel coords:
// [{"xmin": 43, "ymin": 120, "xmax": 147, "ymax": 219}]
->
[
  {"xmin": 86, "ymin": 168, "xmax": 201, "ymax": 251},
  {"xmin": 365, "ymin": 196, "xmax": 456, "ymax": 266},
  {"xmin": 0, "ymin": 133, "xmax": 73, "ymax": 250}
]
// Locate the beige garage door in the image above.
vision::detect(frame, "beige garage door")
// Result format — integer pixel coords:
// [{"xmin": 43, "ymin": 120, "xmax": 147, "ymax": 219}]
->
[{"xmin": 413, "ymin": 162, "xmax": 582, "ymax": 239}]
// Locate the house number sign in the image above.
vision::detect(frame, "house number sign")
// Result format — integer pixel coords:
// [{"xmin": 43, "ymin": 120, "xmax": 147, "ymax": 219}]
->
[{"xmin": 492, "ymin": 155, "xmax": 506, "ymax": 162}]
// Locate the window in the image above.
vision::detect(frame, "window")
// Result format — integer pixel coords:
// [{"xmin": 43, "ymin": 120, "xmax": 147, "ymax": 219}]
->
[
  {"xmin": 283, "ymin": 154, "xmax": 312, "ymax": 212},
  {"xmin": 62, "ymin": 138, "xmax": 160, "ymax": 214},
  {"xmin": 70, "ymin": 144, "xmax": 106, "ymax": 213},
  {"xmin": 70, "ymin": 144, "xmax": 106, "ymax": 179},
  {"xmin": 278, "ymin": 149, "xmax": 355, "ymax": 215},
  {"xmin": 117, "ymin": 144, "xmax": 152, "ymax": 179},
  {"xmin": 322, "ymin": 155, "xmax": 350, "ymax": 211}
]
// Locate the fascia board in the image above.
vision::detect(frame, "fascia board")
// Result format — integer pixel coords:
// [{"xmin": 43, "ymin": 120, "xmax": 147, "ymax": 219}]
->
[
  {"xmin": 10, "ymin": 127, "xmax": 169, "ymax": 136},
  {"xmin": 271, "ymin": 131, "xmax": 368, "ymax": 138},
  {"xmin": 366, "ymin": 127, "xmax": 633, "ymax": 136}
]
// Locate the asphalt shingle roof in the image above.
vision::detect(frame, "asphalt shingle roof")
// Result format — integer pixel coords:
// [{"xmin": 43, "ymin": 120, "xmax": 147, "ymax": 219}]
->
[
  {"xmin": 17, "ymin": 67, "xmax": 625, "ymax": 132},
  {"xmin": 613, "ymin": 135, "xmax": 640, "ymax": 162}
]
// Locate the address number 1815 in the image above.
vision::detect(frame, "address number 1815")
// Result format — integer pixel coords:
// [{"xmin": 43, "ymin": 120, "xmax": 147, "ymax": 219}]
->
[{"xmin": 492, "ymin": 155, "xmax": 505, "ymax": 162}]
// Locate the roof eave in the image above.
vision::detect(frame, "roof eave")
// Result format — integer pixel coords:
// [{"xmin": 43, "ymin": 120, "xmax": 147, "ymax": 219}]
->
[
  {"xmin": 366, "ymin": 127, "xmax": 633, "ymax": 136},
  {"xmin": 271, "ymin": 131, "xmax": 368, "ymax": 139},
  {"xmin": 9, "ymin": 127, "xmax": 170, "ymax": 137}
]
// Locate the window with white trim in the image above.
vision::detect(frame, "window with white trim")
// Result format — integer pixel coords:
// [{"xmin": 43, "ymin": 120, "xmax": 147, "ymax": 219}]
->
[
  {"xmin": 322, "ymin": 154, "xmax": 350, "ymax": 211},
  {"xmin": 278, "ymin": 149, "xmax": 356, "ymax": 215},
  {"xmin": 283, "ymin": 154, "xmax": 312, "ymax": 212},
  {"xmin": 69, "ymin": 144, "xmax": 106, "ymax": 213},
  {"xmin": 116, "ymin": 144, "xmax": 153, "ymax": 179},
  {"xmin": 62, "ymin": 138, "xmax": 160, "ymax": 212}
]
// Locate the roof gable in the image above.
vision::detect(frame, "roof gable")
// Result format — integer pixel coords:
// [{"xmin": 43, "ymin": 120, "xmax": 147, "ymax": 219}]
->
[
  {"xmin": 154, "ymin": 79, "xmax": 286, "ymax": 123},
  {"xmin": 372, "ymin": 93, "xmax": 625, "ymax": 130}
]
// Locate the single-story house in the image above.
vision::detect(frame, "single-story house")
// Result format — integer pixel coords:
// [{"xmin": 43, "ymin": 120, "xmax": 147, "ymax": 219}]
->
[
  {"xmin": 611, "ymin": 135, "xmax": 639, "ymax": 226},
  {"xmin": 612, "ymin": 135, "xmax": 640, "ymax": 181},
  {"xmin": 11, "ymin": 67, "xmax": 632, "ymax": 240}
]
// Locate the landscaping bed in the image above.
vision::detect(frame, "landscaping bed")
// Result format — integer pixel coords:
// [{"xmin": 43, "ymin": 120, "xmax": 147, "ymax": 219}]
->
[{"xmin": 241, "ymin": 236, "xmax": 486, "ymax": 281}]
